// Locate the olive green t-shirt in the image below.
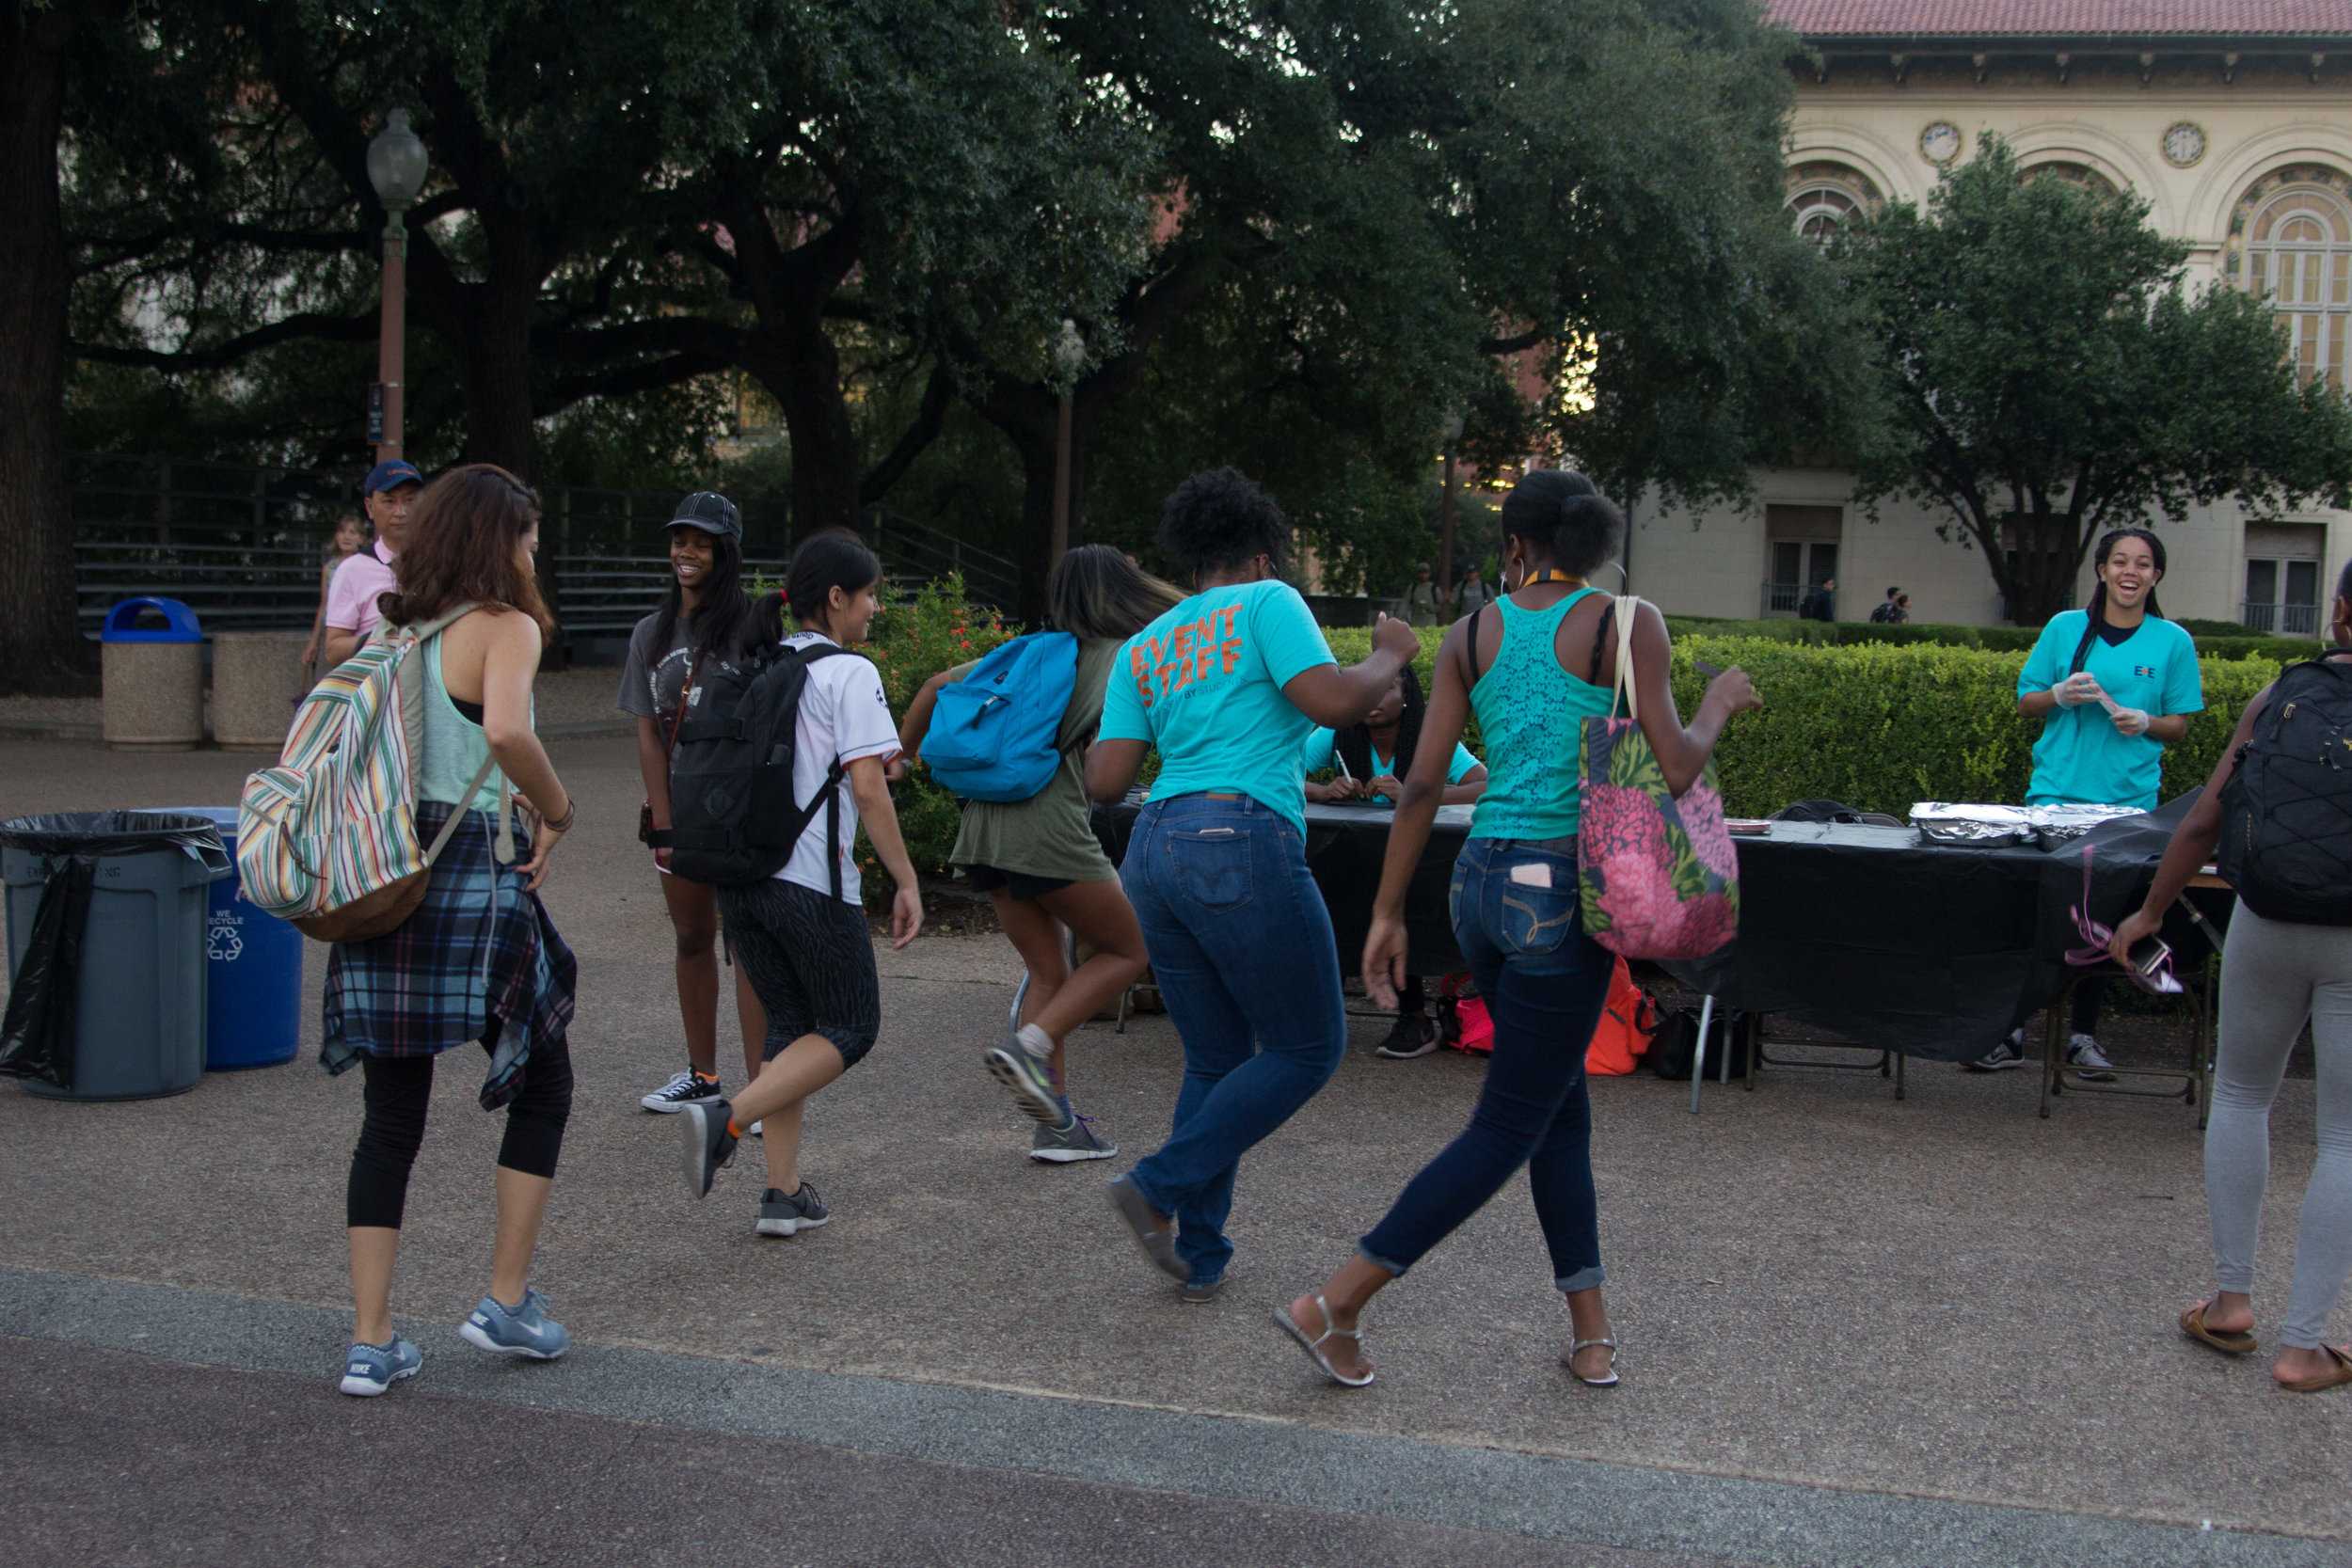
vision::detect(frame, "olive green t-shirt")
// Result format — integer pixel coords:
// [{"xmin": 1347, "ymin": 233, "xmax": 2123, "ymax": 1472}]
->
[{"xmin": 946, "ymin": 637, "xmax": 1120, "ymax": 883}]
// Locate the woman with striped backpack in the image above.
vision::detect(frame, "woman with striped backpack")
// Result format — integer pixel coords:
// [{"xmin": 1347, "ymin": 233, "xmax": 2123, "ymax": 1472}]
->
[{"xmin": 311, "ymin": 465, "xmax": 582, "ymax": 1397}]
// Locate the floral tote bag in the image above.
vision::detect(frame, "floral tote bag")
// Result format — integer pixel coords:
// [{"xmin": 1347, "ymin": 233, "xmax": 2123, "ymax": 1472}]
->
[{"xmin": 1577, "ymin": 595, "xmax": 1740, "ymax": 960}]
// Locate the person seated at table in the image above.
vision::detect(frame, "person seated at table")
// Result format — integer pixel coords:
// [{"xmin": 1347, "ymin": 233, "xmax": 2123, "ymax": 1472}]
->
[
  {"xmin": 2108, "ymin": 558, "xmax": 2352, "ymax": 1394},
  {"xmin": 1969, "ymin": 526, "xmax": 2203, "ymax": 1079},
  {"xmin": 1300, "ymin": 666, "xmax": 1486, "ymax": 1059},
  {"xmin": 1276, "ymin": 468, "xmax": 1759, "ymax": 1389},
  {"xmin": 1301, "ymin": 667, "xmax": 1486, "ymax": 809}
]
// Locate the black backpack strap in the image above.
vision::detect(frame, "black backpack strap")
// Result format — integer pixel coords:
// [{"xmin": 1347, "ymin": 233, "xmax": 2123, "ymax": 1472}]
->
[
  {"xmin": 825, "ymin": 757, "xmax": 846, "ymax": 902},
  {"xmin": 1457, "ymin": 607, "xmax": 1491, "ymax": 687},
  {"xmin": 1589, "ymin": 598, "xmax": 1616, "ymax": 687}
]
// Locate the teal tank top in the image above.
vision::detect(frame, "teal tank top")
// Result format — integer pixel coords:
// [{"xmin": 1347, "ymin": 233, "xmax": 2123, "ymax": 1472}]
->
[
  {"xmin": 421, "ymin": 634, "xmax": 510, "ymax": 813},
  {"xmin": 1469, "ymin": 587, "xmax": 1615, "ymax": 840}
]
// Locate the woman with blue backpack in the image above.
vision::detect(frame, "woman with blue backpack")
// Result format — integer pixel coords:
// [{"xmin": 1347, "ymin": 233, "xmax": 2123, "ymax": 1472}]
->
[
  {"xmin": 1086, "ymin": 467, "xmax": 1422, "ymax": 1302},
  {"xmin": 2110, "ymin": 559, "xmax": 2352, "ymax": 1395},
  {"xmin": 897, "ymin": 546, "xmax": 1184, "ymax": 1163}
]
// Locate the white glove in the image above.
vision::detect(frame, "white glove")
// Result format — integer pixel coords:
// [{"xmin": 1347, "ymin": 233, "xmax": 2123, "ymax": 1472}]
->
[
  {"xmin": 2110, "ymin": 706, "xmax": 2152, "ymax": 737},
  {"xmin": 2054, "ymin": 673, "xmax": 2102, "ymax": 708}
]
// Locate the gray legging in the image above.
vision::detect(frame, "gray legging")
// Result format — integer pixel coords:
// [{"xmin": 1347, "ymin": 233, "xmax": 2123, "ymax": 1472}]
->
[{"xmin": 2209, "ymin": 902, "xmax": 2352, "ymax": 1350}]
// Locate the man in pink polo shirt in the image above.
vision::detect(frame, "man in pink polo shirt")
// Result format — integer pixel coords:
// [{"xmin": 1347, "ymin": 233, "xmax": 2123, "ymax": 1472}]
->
[{"xmin": 321, "ymin": 460, "xmax": 423, "ymax": 666}]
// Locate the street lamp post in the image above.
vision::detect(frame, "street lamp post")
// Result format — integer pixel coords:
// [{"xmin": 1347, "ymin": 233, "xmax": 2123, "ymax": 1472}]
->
[
  {"xmin": 365, "ymin": 109, "xmax": 428, "ymax": 463},
  {"xmin": 1049, "ymin": 319, "xmax": 1085, "ymax": 574},
  {"xmin": 1436, "ymin": 407, "xmax": 1466, "ymax": 600}
]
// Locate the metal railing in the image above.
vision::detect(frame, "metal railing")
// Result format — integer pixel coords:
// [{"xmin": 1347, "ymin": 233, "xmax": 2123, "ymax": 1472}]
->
[
  {"xmin": 2241, "ymin": 601, "xmax": 2322, "ymax": 635},
  {"xmin": 69, "ymin": 453, "xmax": 1021, "ymax": 641},
  {"xmin": 1760, "ymin": 581, "xmax": 1804, "ymax": 616}
]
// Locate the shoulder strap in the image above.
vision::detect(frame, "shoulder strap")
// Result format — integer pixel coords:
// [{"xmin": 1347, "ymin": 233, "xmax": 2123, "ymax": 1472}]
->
[
  {"xmin": 1589, "ymin": 597, "xmax": 1616, "ymax": 688},
  {"xmin": 1458, "ymin": 607, "xmax": 1492, "ymax": 688},
  {"xmin": 662, "ymin": 649, "xmax": 702, "ymax": 760},
  {"xmin": 1612, "ymin": 594, "xmax": 1642, "ymax": 722}
]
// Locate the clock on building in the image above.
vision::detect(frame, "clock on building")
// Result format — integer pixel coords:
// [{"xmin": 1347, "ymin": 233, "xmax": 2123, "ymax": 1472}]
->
[
  {"xmin": 2162, "ymin": 121, "xmax": 2208, "ymax": 168},
  {"xmin": 1919, "ymin": 121, "xmax": 1963, "ymax": 166}
]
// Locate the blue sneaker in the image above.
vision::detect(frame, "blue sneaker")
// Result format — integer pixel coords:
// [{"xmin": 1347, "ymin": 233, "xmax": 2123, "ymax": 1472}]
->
[
  {"xmin": 339, "ymin": 1335, "xmax": 422, "ymax": 1397},
  {"xmin": 459, "ymin": 1287, "xmax": 570, "ymax": 1360}
]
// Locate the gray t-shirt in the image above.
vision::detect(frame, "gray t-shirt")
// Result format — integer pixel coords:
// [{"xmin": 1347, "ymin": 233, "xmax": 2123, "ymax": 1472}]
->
[{"xmin": 617, "ymin": 611, "xmax": 746, "ymax": 728}]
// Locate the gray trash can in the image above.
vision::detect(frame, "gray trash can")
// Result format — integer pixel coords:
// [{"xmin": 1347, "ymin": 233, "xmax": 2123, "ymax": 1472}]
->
[
  {"xmin": 1, "ymin": 812, "xmax": 229, "ymax": 1101},
  {"xmin": 101, "ymin": 597, "xmax": 206, "ymax": 752}
]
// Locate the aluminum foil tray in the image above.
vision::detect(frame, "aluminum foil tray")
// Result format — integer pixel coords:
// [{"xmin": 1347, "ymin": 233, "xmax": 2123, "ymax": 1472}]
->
[{"xmin": 1909, "ymin": 801, "xmax": 2138, "ymax": 848}]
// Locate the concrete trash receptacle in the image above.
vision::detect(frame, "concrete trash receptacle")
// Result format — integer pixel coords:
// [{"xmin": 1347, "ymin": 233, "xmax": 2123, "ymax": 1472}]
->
[
  {"xmin": 158, "ymin": 806, "xmax": 303, "ymax": 1069},
  {"xmin": 211, "ymin": 630, "xmax": 309, "ymax": 751},
  {"xmin": 1, "ymin": 812, "xmax": 230, "ymax": 1101},
  {"xmin": 101, "ymin": 597, "xmax": 205, "ymax": 752}
]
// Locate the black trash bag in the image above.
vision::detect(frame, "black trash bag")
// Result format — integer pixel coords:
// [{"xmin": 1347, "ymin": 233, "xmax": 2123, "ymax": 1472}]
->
[{"xmin": 0, "ymin": 813, "xmax": 226, "ymax": 1089}]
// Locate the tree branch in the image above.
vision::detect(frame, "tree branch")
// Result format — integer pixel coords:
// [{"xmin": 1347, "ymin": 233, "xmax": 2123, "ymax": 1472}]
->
[
  {"xmin": 860, "ymin": 360, "xmax": 954, "ymax": 504},
  {"xmin": 69, "ymin": 308, "xmax": 378, "ymax": 370}
]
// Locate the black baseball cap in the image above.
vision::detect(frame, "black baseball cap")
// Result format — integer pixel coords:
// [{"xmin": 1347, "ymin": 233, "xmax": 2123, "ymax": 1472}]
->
[{"xmin": 668, "ymin": 491, "xmax": 741, "ymax": 540}]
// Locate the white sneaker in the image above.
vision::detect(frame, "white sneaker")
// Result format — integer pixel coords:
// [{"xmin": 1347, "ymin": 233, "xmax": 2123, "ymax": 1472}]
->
[{"xmin": 2066, "ymin": 1034, "xmax": 2117, "ymax": 1082}]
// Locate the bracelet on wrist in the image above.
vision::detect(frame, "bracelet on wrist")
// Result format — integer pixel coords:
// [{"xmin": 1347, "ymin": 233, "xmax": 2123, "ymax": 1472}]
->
[{"xmin": 546, "ymin": 798, "xmax": 578, "ymax": 833}]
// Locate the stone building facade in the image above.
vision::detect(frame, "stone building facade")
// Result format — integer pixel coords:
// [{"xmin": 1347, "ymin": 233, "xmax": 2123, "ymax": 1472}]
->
[{"xmin": 1627, "ymin": 1, "xmax": 2352, "ymax": 629}]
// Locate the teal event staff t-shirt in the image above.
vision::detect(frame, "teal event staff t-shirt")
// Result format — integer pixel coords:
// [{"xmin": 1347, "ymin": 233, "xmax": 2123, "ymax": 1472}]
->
[
  {"xmin": 2017, "ymin": 610, "xmax": 2204, "ymax": 811},
  {"xmin": 1298, "ymin": 728, "xmax": 1478, "ymax": 804},
  {"xmin": 1099, "ymin": 579, "xmax": 1337, "ymax": 834}
]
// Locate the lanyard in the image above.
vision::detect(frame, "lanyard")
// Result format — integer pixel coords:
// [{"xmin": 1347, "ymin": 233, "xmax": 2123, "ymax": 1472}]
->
[{"xmin": 1518, "ymin": 569, "xmax": 1586, "ymax": 589}]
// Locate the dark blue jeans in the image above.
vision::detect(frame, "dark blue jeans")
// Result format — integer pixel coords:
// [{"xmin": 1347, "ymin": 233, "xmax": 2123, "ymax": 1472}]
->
[
  {"xmin": 1359, "ymin": 835, "xmax": 1613, "ymax": 1291},
  {"xmin": 1121, "ymin": 794, "xmax": 1347, "ymax": 1284}
]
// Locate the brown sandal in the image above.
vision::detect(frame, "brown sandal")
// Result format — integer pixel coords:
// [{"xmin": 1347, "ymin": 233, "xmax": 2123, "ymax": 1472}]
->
[
  {"xmin": 2180, "ymin": 1301, "xmax": 2257, "ymax": 1355},
  {"xmin": 2279, "ymin": 1345, "xmax": 2352, "ymax": 1394}
]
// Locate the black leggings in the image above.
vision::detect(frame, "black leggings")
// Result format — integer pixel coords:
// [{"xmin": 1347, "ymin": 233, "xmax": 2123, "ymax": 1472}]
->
[{"xmin": 346, "ymin": 1026, "xmax": 574, "ymax": 1230}]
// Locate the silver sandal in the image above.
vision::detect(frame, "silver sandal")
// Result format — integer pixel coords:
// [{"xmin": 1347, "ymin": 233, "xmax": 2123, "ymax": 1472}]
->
[
  {"xmin": 1274, "ymin": 1293, "xmax": 1375, "ymax": 1388},
  {"xmin": 1565, "ymin": 1336, "xmax": 1620, "ymax": 1387}
]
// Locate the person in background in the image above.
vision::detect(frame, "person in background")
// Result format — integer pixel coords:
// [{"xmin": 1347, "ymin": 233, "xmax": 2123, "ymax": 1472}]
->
[
  {"xmin": 2109, "ymin": 558, "xmax": 2352, "ymax": 1394},
  {"xmin": 897, "ymin": 545, "xmax": 1183, "ymax": 1164},
  {"xmin": 1868, "ymin": 586, "xmax": 1902, "ymax": 625},
  {"xmin": 1970, "ymin": 526, "xmax": 2203, "ymax": 1077},
  {"xmin": 322, "ymin": 460, "xmax": 423, "ymax": 666},
  {"xmin": 326, "ymin": 464, "xmax": 580, "ymax": 1395},
  {"xmin": 1455, "ymin": 562, "xmax": 1496, "ymax": 616},
  {"xmin": 1301, "ymin": 665, "xmax": 1486, "ymax": 1059},
  {"xmin": 1405, "ymin": 563, "xmax": 1446, "ymax": 627},
  {"xmin": 1799, "ymin": 577, "xmax": 1838, "ymax": 623},
  {"xmin": 1277, "ymin": 469, "xmax": 1758, "ymax": 1389},
  {"xmin": 1894, "ymin": 592, "xmax": 1912, "ymax": 624},
  {"xmin": 678, "ymin": 532, "xmax": 926, "ymax": 1241},
  {"xmin": 622, "ymin": 492, "xmax": 770, "ymax": 1122},
  {"xmin": 1087, "ymin": 467, "xmax": 1420, "ymax": 1303},
  {"xmin": 302, "ymin": 514, "xmax": 368, "ymax": 682}
]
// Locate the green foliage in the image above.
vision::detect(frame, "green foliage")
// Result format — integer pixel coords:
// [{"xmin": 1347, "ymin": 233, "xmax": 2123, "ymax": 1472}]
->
[
  {"xmin": 1664, "ymin": 638, "xmax": 2274, "ymax": 817},
  {"xmin": 1656, "ymin": 617, "xmax": 2321, "ymax": 663},
  {"xmin": 1836, "ymin": 135, "xmax": 2352, "ymax": 622}
]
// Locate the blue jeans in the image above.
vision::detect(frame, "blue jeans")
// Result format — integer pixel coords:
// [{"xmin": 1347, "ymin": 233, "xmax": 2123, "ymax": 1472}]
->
[
  {"xmin": 1121, "ymin": 794, "xmax": 1347, "ymax": 1284},
  {"xmin": 1359, "ymin": 835, "xmax": 1613, "ymax": 1291}
]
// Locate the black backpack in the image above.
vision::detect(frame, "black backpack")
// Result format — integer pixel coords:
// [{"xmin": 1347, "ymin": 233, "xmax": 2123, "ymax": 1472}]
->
[
  {"xmin": 656, "ymin": 641, "xmax": 856, "ymax": 892},
  {"xmin": 2219, "ymin": 657, "xmax": 2352, "ymax": 926}
]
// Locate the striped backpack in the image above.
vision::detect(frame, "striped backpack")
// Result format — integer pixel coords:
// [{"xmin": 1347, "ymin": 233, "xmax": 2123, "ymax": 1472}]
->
[{"xmin": 238, "ymin": 605, "xmax": 512, "ymax": 943}]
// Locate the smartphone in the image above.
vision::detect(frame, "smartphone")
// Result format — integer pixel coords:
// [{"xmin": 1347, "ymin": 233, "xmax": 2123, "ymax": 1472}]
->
[{"xmin": 2125, "ymin": 934, "xmax": 2184, "ymax": 996}]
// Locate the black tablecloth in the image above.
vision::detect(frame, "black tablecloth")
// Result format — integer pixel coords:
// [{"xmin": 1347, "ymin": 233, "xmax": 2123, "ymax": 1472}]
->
[{"xmin": 1090, "ymin": 796, "xmax": 2225, "ymax": 1065}]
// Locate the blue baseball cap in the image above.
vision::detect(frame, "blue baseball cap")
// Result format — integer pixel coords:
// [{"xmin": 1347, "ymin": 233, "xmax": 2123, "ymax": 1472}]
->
[{"xmin": 362, "ymin": 459, "xmax": 424, "ymax": 496}]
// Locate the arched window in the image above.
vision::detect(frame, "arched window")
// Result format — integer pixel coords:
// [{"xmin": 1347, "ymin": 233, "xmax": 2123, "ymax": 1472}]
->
[
  {"xmin": 2229, "ymin": 166, "xmax": 2352, "ymax": 390},
  {"xmin": 2022, "ymin": 160, "xmax": 2121, "ymax": 198},
  {"xmin": 1785, "ymin": 161, "xmax": 1880, "ymax": 244}
]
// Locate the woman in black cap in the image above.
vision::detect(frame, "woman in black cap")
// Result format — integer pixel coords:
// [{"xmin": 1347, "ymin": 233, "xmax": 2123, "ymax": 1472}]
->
[{"xmin": 620, "ymin": 492, "xmax": 770, "ymax": 1120}]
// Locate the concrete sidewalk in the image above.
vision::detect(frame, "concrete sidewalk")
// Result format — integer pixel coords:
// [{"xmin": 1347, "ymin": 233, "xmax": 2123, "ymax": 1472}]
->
[{"xmin": 2, "ymin": 737, "xmax": 2345, "ymax": 1565}]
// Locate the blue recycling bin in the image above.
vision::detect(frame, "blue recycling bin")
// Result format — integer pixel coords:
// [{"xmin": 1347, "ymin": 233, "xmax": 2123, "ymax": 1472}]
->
[{"xmin": 160, "ymin": 807, "xmax": 302, "ymax": 1069}]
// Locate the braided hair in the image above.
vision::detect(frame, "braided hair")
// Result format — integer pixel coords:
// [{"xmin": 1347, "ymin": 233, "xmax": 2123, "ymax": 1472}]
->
[
  {"xmin": 1335, "ymin": 666, "xmax": 1426, "ymax": 782},
  {"xmin": 2069, "ymin": 527, "xmax": 2168, "ymax": 676}
]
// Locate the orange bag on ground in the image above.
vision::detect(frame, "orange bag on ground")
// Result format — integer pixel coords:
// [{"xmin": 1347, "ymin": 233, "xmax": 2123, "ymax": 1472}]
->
[{"xmin": 1445, "ymin": 957, "xmax": 1658, "ymax": 1073}]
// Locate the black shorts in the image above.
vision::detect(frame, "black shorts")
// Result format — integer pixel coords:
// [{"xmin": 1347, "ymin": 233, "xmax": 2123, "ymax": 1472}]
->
[
  {"xmin": 962, "ymin": 863, "xmax": 1073, "ymax": 902},
  {"xmin": 714, "ymin": 879, "xmax": 881, "ymax": 1068}
]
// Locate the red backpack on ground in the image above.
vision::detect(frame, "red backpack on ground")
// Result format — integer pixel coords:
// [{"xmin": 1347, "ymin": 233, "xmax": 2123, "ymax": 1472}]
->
[{"xmin": 1446, "ymin": 957, "xmax": 1658, "ymax": 1073}]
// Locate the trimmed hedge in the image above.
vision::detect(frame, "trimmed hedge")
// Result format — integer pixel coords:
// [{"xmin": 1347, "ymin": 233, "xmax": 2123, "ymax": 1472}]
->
[
  {"xmin": 1658, "ymin": 615, "xmax": 2319, "ymax": 664},
  {"xmin": 1325, "ymin": 624, "xmax": 2275, "ymax": 818}
]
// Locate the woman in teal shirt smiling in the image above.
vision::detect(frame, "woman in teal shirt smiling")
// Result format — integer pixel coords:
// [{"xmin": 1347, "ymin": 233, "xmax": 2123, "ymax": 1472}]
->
[
  {"xmin": 1969, "ymin": 526, "xmax": 2204, "ymax": 1076},
  {"xmin": 1087, "ymin": 467, "xmax": 1421, "ymax": 1300}
]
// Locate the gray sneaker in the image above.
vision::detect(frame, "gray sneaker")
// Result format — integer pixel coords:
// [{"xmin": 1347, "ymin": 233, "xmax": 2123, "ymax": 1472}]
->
[
  {"xmin": 680, "ymin": 1100, "xmax": 739, "ymax": 1199},
  {"xmin": 1029, "ymin": 1113, "xmax": 1117, "ymax": 1164},
  {"xmin": 986, "ymin": 1026, "xmax": 1066, "ymax": 1125},
  {"xmin": 756, "ymin": 1182, "xmax": 830, "ymax": 1237},
  {"xmin": 1180, "ymin": 1273, "xmax": 1226, "ymax": 1305},
  {"xmin": 1964, "ymin": 1030, "xmax": 2028, "ymax": 1072},
  {"xmin": 1106, "ymin": 1175, "xmax": 1187, "ymax": 1281},
  {"xmin": 2067, "ymin": 1034, "xmax": 2118, "ymax": 1083}
]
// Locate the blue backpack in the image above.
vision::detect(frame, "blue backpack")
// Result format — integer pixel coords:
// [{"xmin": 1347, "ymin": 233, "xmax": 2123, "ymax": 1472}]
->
[{"xmin": 921, "ymin": 630, "xmax": 1081, "ymax": 802}]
